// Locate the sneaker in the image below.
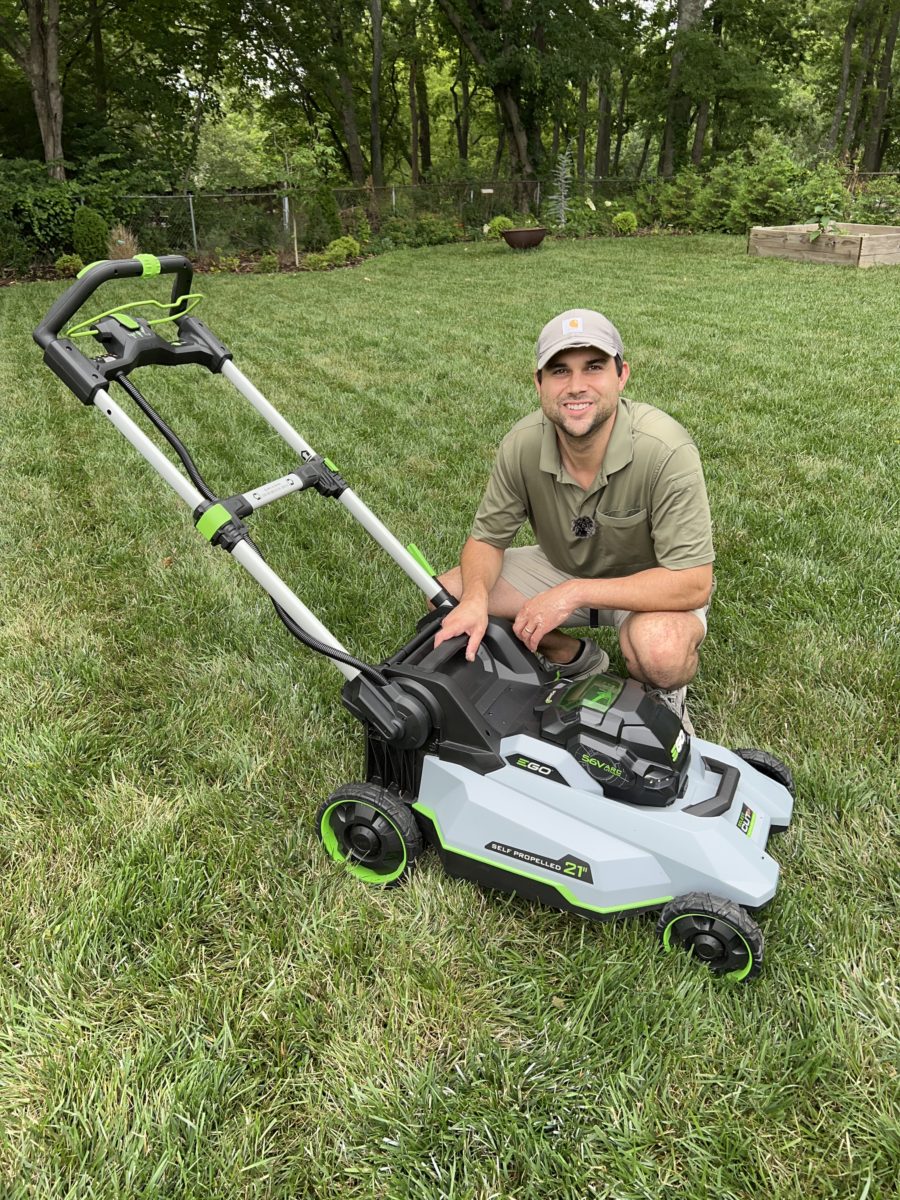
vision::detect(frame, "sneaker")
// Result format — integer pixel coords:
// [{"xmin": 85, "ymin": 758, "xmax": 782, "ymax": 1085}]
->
[
  {"xmin": 643, "ymin": 684, "xmax": 694, "ymax": 735},
  {"xmin": 540, "ymin": 638, "xmax": 610, "ymax": 682}
]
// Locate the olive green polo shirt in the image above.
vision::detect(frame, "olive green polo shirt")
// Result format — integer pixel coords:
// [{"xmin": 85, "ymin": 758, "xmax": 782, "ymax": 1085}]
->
[{"xmin": 470, "ymin": 397, "xmax": 714, "ymax": 578}]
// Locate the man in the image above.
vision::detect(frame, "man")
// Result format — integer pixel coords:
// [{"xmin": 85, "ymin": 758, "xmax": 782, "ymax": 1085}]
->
[{"xmin": 433, "ymin": 308, "xmax": 715, "ymax": 732}]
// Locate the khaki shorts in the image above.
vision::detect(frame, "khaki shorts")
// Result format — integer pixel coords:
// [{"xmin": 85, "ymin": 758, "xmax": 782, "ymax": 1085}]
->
[{"xmin": 499, "ymin": 545, "xmax": 712, "ymax": 637}]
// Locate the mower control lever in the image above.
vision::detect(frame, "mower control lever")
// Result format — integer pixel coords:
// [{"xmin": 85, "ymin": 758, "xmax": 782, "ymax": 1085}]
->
[{"xmin": 33, "ymin": 255, "xmax": 195, "ymax": 350}]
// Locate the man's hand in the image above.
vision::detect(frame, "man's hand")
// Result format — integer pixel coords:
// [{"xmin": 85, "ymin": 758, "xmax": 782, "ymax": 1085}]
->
[
  {"xmin": 512, "ymin": 583, "xmax": 578, "ymax": 653},
  {"xmin": 433, "ymin": 598, "xmax": 489, "ymax": 662}
]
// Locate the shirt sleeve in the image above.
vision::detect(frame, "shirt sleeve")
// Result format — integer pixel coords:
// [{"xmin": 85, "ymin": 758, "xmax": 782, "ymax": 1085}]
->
[
  {"xmin": 649, "ymin": 444, "xmax": 715, "ymax": 570},
  {"xmin": 469, "ymin": 442, "xmax": 528, "ymax": 549}
]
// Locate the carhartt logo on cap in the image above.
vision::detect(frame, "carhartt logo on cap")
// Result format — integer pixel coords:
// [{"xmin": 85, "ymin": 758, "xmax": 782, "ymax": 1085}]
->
[{"xmin": 564, "ymin": 317, "xmax": 583, "ymax": 333}]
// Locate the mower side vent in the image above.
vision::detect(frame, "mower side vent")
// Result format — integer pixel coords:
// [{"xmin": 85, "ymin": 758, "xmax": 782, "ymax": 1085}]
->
[{"xmin": 365, "ymin": 727, "xmax": 427, "ymax": 798}]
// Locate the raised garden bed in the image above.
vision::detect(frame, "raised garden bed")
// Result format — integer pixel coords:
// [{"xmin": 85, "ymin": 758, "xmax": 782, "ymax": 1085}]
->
[{"xmin": 748, "ymin": 223, "xmax": 900, "ymax": 268}]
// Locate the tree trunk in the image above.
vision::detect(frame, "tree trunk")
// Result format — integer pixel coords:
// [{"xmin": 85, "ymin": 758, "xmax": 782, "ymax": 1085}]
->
[
  {"xmin": 612, "ymin": 73, "xmax": 630, "ymax": 175},
  {"xmin": 861, "ymin": 5, "xmax": 899, "ymax": 171},
  {"xmin": 409, "ymin": 58, "xmax": 419, "ymax": 186},
  {"xmin": 450, "ymin": 46, "xmax": 472, "ymax": 162},
  {"xmin": 595, "ymin": 79, "xmax": 612, "ymax": 178},
  {"xmin": 659, "ymin": 0, "xmax": 706, "ymax": 178},
  {"xmin": 328, "ymin": 12, "xmax": 367, "ymax": 185},
  {"xmin": 369, "ymin": 0, "xmax": 384, "ymax": 188},
  {"xmin": 0, "ymin": 0, "xmax": 66, "ymax": 179},
  {"xmin": 492, "ymin": 112, "xmax": 506, "ymax": 176},
  {"xmin": 636, "ymin": 133, "xmax": 652, "ymax": 179},
  {"xmin": 691, "ymin": 99, "xmax": 709, "ymax": 166},
  {"xmin": 436, "ymin": 0, "xmax": 535, "ymax": 178},
  {"xmin": 843, "ymin": 19, "xmax": 879, "ymax": 155},
  {"xmin": 89, "ymin": 0, "xmax": 106, "ymax": 118},
  {"xmin": 416, "ymin": 67, "xmax": 431, "ymax": 180},
  {"xmin": 577, "ymin": 79, "xmax": 588, "ymax": 181},
  {"xmin": 826, "ymin": 0, "xmax": 867, "ymax": 153}
]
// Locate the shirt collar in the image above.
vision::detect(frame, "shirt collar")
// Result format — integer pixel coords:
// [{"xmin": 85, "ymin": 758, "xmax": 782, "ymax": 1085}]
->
[{"xmin": 539, "ymin": 396, "xmax": 635, "ymax": 489}]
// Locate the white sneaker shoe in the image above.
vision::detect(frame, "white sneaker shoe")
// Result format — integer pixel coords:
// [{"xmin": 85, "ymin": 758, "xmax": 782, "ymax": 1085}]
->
[
  {"xmin": 644, "ymin": 685, "xmax": 694, "ymax": 735},
  {"xmin": 541, "ymin": 638, "xmax": 610, "ymax": 682}
]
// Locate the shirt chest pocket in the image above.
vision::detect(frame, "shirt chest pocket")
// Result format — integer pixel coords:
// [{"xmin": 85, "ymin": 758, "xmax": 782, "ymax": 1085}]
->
[{"xmin": 593, "ymin": 508, "xmax": 655, "ymax": 569}]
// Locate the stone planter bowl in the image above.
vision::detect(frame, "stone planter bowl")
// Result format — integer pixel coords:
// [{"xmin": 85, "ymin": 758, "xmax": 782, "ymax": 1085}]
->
[{"xmin": 501, "ymin": 227, "xmax": 548, "ymax": 250}]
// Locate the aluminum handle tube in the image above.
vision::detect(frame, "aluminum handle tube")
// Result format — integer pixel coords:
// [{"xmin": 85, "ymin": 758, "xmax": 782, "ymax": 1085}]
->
[
  {"xmin": 94, "ymin": 388, "xmax": 358, "ymax": 682},
  {"xmin": 220, "ymin": 360, "xmax": 445, "ymax": 602},
  {"xmin": 95, "ymin": 389, "xmax": 206, "ymax": 509},
  {"xmin": 231, "ymin": 540, "xmax": 358, "ymax": 681}
]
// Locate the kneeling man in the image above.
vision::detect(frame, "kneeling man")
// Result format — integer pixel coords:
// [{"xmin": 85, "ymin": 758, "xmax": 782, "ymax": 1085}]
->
[{"xmin": 434, "ymin": 309, "xmax": 715, "ymax": 732}]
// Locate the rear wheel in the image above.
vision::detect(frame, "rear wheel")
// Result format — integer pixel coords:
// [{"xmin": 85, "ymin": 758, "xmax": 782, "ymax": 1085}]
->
[
  {"xmin": 733, "ymin": 748, "xmax": 794, "ymax": 795},
  {"xmin": 657, "ymin": 892, "xmax": 764, "ymax": 981},
  {"xmin": 316, "ymin": 782, "xmax": 422, "ymax": 887}
]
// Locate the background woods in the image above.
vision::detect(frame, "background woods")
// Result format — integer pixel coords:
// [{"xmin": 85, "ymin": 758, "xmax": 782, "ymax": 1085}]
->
[{"xmin": 1, "ymin": 0, "xmax": 899, "ymax": 270}]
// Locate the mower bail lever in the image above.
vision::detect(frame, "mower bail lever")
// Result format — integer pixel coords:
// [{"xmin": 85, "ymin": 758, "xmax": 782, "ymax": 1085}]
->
[{"xmin": 33, "ymin": 255, "xmax": 194, "ymax": 351}]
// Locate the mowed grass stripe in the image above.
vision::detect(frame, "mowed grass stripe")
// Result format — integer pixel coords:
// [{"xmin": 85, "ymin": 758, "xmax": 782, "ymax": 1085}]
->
[{"xmin": 0, "ymin": 236, "xmax": 896, "ymax": 1198}]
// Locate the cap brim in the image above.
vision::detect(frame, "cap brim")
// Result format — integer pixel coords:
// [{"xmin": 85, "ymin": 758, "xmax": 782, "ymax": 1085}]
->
[{"xmin": 537, "ymin": 335, "xmax": 620, "ymax": 371}]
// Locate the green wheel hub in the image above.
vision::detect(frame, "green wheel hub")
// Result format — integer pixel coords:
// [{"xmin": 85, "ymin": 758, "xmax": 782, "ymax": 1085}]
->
[
  {"xmin": 316, "ymin": 783, "xmax": 422, "ymax": 887},
  {"xmin": 658, "ymin": 892, "xmax": 764, "ymax": 981}
]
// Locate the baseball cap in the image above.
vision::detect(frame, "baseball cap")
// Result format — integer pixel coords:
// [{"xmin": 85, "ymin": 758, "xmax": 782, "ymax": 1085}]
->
[{"xmin": 536, "ymin": 309, "xmax": 624, "ymax": 370}]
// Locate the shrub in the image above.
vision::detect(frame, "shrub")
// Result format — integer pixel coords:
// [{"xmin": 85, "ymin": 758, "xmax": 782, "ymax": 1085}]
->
[
  {"xmin": 253, "ymin": 252, "xmax": 279, "ymax": 273},
  {"xmin": 304, "ymin": 252, "xmax": 329, "ymax": 271},
  {"xmin": 793, "ymin": 160, "xmax": 851, "ymax": 225},
  {"xmin": 73, "ymin": 206, "xmax": 110, "ymax": 263},
  {"xmin": 55, "ymin": 253, "xmax": 84, "ymax": 277},
  {"xmin": 726, "ymin": 128, "xmax": 799, "ymax": 232},
  {"xmin": 0, "ymin": 216, "xmax": 36, "ymax": 272},
  {"xmin": 301, "ymin": 187, "xmax": 342, "ymax": 250},
  {"xmin": 656, "ymin": 168, "xmax": 703, "ymax": 229},
  {"xmin": 851, "ymin": 178, "xmax": 900, "ymax": 225},
  {"xmin": 612, "ymin": 210, "xmax": 638, "ymax": 236},
  {"xmin": 485, "ymin": 215, "xmax": 516, "ymax": 239},
  {"xmin": 107, "ymin": 223, "xmax": 139, "ymax": 259},
  {"xmin": 208, "ymin": 253, "xmax": 240, "ymax": 273},
  {"xmin": 322, "ymin": 235, "xmax": 360, "ymax": 265},
  {"xmin": 340, "ymin": 205, "xmax": 371, "ymax": 246},
  {"xmin": 691, "ymin": 156, "xmax": 745, "ymax": 232}
]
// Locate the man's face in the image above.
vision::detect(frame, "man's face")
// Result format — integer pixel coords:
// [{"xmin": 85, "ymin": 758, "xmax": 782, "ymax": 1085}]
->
[{"xmin": 535, "ymin": 346, "xmax": 630, "ymax": 441}]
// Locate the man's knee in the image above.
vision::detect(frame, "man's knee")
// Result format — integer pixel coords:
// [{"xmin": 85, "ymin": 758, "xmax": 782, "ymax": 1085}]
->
[{"xmin": 619, "ymin": 611, "xmax": 705, "ymax": 688}]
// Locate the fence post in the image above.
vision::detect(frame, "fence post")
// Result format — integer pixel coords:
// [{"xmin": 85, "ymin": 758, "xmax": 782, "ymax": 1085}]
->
[
  {"xmin": 392, "ymin": 186, "xmax": 396, "ymax": 212},
  {"xmin": 282, "ymin": 188, "xmax": 290, "ymax": 231},
  {"xmin": 186, "ymin": 192, "xmax": 198, "ymax": 253}
]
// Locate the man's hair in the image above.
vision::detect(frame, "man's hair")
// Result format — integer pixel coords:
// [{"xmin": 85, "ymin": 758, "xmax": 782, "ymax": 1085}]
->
[{"xmin": 537, "ymin": 352, "xmax": 624, "ymax": 383}]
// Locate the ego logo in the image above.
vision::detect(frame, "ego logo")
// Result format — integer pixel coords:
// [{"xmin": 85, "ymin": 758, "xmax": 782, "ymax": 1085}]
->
[
  {"xmin": 517, "ymin": 756, "xmax": 552, "ymax": 776},
  {"xmin": 506, "ymin": 755, "xmax": 568, "ymax": 786}
]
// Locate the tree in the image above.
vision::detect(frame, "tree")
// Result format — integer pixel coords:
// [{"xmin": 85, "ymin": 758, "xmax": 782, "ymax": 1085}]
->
[
  {"xmin": 0, "ymin": 0, "xmax": 64, "ymax": 178},
  {"xmin": 659, "ymin": 0, "xmax": 708, "ymax": 178}
]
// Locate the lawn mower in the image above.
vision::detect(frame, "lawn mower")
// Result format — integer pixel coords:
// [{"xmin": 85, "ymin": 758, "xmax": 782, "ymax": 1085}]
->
[{"xmin": 34, "ymin": 256, "xmax": 795, "ymax": 981}]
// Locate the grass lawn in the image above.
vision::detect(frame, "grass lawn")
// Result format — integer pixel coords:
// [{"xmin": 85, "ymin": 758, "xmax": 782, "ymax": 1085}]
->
[{"xmin": 0, "ymin": 235, "xmax": 897, "ymax": 1199}]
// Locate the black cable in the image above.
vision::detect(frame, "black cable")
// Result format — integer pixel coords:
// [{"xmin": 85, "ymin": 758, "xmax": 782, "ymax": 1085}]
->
[
  {"xmin": 114, "ymin": 376, "xmax": 388, "ymax": 685},
  {"xmin": 116, "ymin": 374, "xmax": 217, "ymax": 502}
]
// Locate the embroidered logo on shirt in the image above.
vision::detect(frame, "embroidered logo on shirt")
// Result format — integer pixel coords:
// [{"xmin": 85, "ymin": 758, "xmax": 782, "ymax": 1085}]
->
[{"xmin": 571, "ymin": 516, "xmax": 596, "ymax": 539}]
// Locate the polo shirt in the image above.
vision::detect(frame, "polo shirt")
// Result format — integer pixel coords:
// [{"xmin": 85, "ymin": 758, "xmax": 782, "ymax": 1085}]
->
[{"xmin": 470, "ymin": 397, "xmax": 714, "ymax": 578}]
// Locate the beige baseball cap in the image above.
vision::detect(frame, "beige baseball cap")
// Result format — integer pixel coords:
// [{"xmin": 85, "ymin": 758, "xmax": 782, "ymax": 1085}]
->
[{"xmin": 536, "ymin": 309, "xmax": 624, "ymax": 370}]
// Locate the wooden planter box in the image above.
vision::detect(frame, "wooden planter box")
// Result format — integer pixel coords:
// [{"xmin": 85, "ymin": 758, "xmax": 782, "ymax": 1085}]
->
[{"xmin": 748, "ymin": 223, "xmax": 900, "ymax": 268}]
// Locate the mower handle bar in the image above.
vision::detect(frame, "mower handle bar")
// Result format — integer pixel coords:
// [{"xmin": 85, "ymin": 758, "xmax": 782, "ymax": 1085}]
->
[{"xmin": 33, "ymin": 255, "xmax": 194, "ymax": 351}]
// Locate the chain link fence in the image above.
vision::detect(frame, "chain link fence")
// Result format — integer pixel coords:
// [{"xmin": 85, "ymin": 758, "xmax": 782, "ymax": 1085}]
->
[
  {"xmin": 119, "ymin": 170, "xmax": 899, "ymax": 258},
  {"xmin": 122, "ymin": 178, "xmax": 646, "ymax": 256}
]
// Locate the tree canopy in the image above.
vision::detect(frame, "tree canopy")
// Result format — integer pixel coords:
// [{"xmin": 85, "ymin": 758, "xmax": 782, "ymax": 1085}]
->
[{"xmin": 1, "ymin": 0, "xmax": 898, "ymax": 188}]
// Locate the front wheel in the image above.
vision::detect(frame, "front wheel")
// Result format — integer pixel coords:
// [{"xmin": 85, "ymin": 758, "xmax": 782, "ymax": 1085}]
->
[
  {"xmin": 316, "ymin": 782, "xmax": 423, "ymax": 887},
  {"xmin": 733, "ymin": 748, "xmax": 794, "ymax": 795},
  {"xmin": 657, "ymin": 892, "xmax": 764, "ymax": 981}
]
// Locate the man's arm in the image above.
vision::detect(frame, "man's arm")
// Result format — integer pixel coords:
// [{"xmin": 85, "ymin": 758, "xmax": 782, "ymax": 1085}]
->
[
  {"xmin": 512, "ymin": 564, "xmax": 713, "ymax": 653},
  {"xmin": 433, "ymin": 537, "xmax": 504, "ymax": 661}
]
